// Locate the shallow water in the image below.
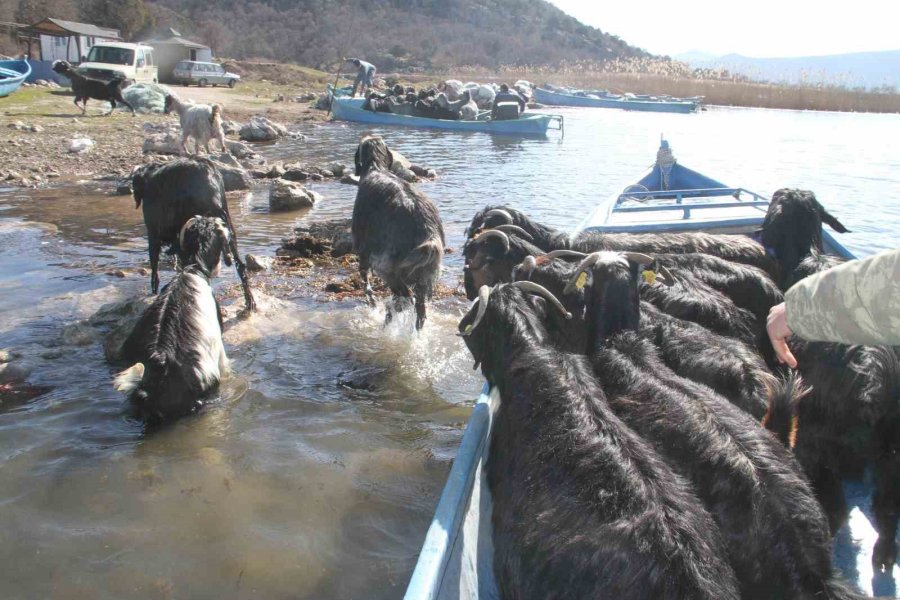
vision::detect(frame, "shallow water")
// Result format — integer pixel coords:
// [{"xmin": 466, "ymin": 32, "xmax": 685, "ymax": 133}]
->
[{"xmin": 0, "ymin": 105, "xmax": 898, "ymax": 599}]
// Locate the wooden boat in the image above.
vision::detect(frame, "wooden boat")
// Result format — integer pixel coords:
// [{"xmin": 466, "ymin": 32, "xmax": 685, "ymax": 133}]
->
[
  {"xmin": 534, "ymin": 86, "xmax": 700, "ymax": 113},
  {"xmin": 330, "ymin": 97, "xmax": 563, "ymax": 136},
  {"xmin": 0, "ymin": 60, "xmax": 31, "ymax": 98},
  {"xmin": 403, "ymin": 140, "xmax": 897, "ymax": 599}
]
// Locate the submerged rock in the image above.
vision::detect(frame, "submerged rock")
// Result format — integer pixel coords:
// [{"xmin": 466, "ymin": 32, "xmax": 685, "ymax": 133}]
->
[
  {"xmin": 278, "ymin": 219, "xmax": 353, "ymax": 258},
  {"xmin": 239, "ymin": 116, "xmax": 288, "ymax": 142},
  {"xmin": 246, "ymin": 254, "xmax": 274, "ymax": 272}
]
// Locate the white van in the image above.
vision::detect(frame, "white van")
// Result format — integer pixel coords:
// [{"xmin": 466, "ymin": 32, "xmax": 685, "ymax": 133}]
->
[{"xmin": 77, "ymin": 42, "xmax": 158, "ymax": 84}]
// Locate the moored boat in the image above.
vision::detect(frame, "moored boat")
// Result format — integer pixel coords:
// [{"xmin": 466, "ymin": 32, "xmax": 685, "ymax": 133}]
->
[
  {"xmin": 0, "ymin": 60, "xmax": 32, "ymax": 98},
  {"xmin": 330, "ymin": 97, "xmax": 563, "ymax": 136},
  {"xmin": 534, "ymin": 86, "xmax": 700, "ymax": 113},
  {"xmin": 403, "ymin": 140, "xmax": 893, "ymax": 600}
]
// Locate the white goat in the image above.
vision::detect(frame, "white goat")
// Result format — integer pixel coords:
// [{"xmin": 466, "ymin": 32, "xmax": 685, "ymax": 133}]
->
[{"xmin": 163, "ymin": 94, "xmax": 228, "ymax": 155}]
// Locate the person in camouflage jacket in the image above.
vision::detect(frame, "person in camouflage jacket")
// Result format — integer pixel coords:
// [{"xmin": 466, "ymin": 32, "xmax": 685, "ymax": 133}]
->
[{"xmin": 767, "ymin": 248, "xmax": 900, "ymax": 367}]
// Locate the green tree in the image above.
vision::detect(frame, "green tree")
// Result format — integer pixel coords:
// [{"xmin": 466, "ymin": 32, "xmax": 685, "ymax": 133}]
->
[{"xmin": 80, "ymin": 0, "xmax": 153, "ymax": 41}]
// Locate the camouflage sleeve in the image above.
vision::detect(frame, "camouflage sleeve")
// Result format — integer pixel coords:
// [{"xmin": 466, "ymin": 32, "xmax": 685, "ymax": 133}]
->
[{"xmin": 786, "ymin": 248, "xmax": 900, "ymax": 346}]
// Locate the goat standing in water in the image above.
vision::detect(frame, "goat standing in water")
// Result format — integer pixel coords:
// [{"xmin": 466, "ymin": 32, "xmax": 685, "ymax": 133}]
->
[
  {"xmin": 352, "ymin": 136, "xmax": 444, "ymax": 329},
  {"xmin": 114, "ymin": 217, "xmax": 231, "ymax": 424}
]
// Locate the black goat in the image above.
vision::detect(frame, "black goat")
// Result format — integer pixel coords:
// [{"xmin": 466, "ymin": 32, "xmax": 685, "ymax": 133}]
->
[
  {"xmin": 131, "ymin": 157, "xmax": 255, "ymax": 313},
  {"xmin": 760, "ymin": 188, "xmax": 849, "ymax": 288},
  {"xmin": 459, "ymin": 282, "xmax": 740, "ymax": 600},
  {"xmin": 114, "ymin": 216, "xmax": 230, "ymax": 424},
  {"xmin": 518, "ymin": 252, "xmax": 773, "ymax": 417},
  {"xmin": 760, "ymin": 188, "xmax": 900, "ymax": 570},
  {"xmin": 52, "ymin": 60, "xmax": 134, "ymax": 116},
  {"xmin": 462, "ymin": 226, "xmax": 544, "ymax": 299},
  {"xmin": 352, "ymin": 136, "xmax": 444, "ymax": 329},
  {"xmin": 577, "ymin": 251, "xmax": 863, "ymax": 600},
  {"xmin": 466, "ymin": 204, "xmax": 776, "ymax": 273}
]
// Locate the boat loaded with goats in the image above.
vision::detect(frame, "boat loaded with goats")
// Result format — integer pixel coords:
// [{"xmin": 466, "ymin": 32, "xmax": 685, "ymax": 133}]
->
[
  {"xmin": 535, "ymin": 84, "xmax": 702, "ymax": 113},
  {"xmin": 405, "ymin": 140, "xmax": 898, "ymax": 599}
]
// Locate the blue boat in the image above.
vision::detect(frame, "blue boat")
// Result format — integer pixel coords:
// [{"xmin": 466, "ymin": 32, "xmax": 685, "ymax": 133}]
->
[
  {"xmin": 330, "ymin": 97, "xmax": 564, "ymax": 136},
  {"xmin": 0, "ymin": 60, "xmax": 31, "ymax": 98},
  {"xmin": 534, "ymin": 86, "xmax": 700, "ymax": 113},
  {"xmin": 403, "ymin": 140, "xmax": 893, "ymax": 600}
]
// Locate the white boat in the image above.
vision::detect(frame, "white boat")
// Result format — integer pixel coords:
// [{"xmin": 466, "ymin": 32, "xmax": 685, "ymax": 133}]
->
[{"xmin": 403, "ymin": 141, "xmax": 897, "ymax": 599}]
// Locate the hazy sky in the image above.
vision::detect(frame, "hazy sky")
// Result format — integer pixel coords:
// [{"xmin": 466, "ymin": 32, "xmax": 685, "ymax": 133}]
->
[{"xmin": 547, "ymin": 0, "xmax": 900, "ymax": 58}]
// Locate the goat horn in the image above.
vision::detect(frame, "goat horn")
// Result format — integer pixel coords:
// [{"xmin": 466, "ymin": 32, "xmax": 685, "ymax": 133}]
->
[
  {"xmin": 510, "ymin": 281, "xmax": 572, "ymax": 320},
  {"xmin": 516, "ymin": 255, "xmax": 538, "ymax": 279},
  {"xmin": 564, "ymin": 252, "xmax": 602, "ymax": 294},
  {"xmin": 484, "ymin": 208, "xmax": 513, "ymax": 224},
  {"xmin": 491, "ymin": 224, "xmax": 533, "ymax": 242},
  {"xmin": 472, "ymin": 229, "xmax": 510, "ymax": 253},
  {"xmin": 460, "ymin": 285, "xmax": 492, "ymax": 336},
  {"xmin": 655, "ymin": 264, "xmax": 676, "ymax": 286},
  {"xmin": 179, "ymin": 216, "xmax": 200, "ymax": 248},
  {"xmin": 621, "ymin": 251, "xmax": 655, "ymax": 265},
  {"xmin": 547, "ymin": 249, "xmax": 587, "ymax": 260}
]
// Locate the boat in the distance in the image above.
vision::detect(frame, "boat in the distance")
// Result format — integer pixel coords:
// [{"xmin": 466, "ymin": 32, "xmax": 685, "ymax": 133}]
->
[
  {"xmin": 330, "ymin": 97, "xmax": 564, "ymax": 136},
  {"xmin": 402, "ymin": 140, "xmax": 891, "ymax": 600},
  {"xmin": 534, "ymin": 85, "xmax": 701, "ymax": 113},
  {"xmin": 0, "ymin": 60, "xmax": 32, "ymax": 98}
]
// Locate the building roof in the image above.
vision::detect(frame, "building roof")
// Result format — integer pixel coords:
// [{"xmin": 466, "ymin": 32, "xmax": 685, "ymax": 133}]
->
[
  {"xmin": 142, "ymin": 35, "xmax": 209, "ymax": 50},
  {"xmin": 22, "ymin": 18, "xmax": 121, "ymax": 39}
]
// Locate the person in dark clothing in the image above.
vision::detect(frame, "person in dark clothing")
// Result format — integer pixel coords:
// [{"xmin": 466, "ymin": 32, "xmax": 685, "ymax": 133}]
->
[
  {"xmin": 347, "ymin": 58, "xmax": 376, "ymax": 97},
  {"xmin": 491, "ymin": 83, "xmax": 526, "ymax": 120}
]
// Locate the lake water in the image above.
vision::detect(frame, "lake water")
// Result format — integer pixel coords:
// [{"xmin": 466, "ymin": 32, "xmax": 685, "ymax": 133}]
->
[{"xmin": 0, "ymin": 105, "xmax": 898, "ymax": 600}]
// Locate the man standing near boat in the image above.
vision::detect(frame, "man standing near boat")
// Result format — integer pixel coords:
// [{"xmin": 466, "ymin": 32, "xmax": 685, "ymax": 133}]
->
[
  {"xmin": 492, "ymin": 83, "xmax": 527, "ymax": 120},
  {"xmin": 347, "ymin": 58, "xmax": 376, "ymax": 97}
]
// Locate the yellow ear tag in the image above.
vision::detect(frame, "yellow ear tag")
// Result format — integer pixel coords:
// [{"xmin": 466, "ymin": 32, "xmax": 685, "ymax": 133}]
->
[
  {"xmin": 642, "ymin": 269, "xmax": 657, "ymax": 285},
  {"xmin": 575, "ymin": 271, "xmax": 588, "ymax": 290},
  {"xmin": 464, "ymin": 323, "xmax": 473, "ymax": 333}
]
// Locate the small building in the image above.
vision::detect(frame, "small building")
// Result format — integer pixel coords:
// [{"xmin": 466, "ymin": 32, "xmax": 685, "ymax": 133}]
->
[
  {"xmin": 20, "ymin": 18, "xmax": 121, "ymax": 63},
  {"xmin": 141, "ymin": 29, "xmax": 212, "ymax": 83}
]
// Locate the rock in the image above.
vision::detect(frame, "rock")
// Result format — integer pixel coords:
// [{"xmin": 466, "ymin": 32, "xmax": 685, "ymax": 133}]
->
[
  {"xmin": 0, "ymin": 349, "xmax": 21, "ymax": 363},
  {"xmin": 269, "ymin": 179, "xmax": 317, "ymax": 212},
  {"xmin": 211, "ymin": 152, "xmax": 241, "ymax": 168},
  {"xmin": 29, "ymin": 124, "xmax": 43, "ymax": 133},
  {"xmin": 309, "ymin": 173, "xmax": 324, "ymax": 181},
  {"xmin": 68, "ymin": 138, "xmax": 94, "ymax": 153},
  {"xmin": 6, "ymin": 172, "xmax": 20, "ymax": 181},
  {"xmin": 62, "ymin": 321, "xmax": 96, "ymax": 346},
  {"xmin": 142, "ymin": 131, "xmax": 181, "ymax": 155},
  {"xmin": 221, "ymin": 120, "xmax": 241, "ymax": 136},
  {"xmin": 340, "ymin": 173, "xmax": 360, "ymax": 186},
  {"xmin": 85, "ymin": 296, "xmax": 155, "ymax": 363},
  {"xmin": 266, "ymin": 163, "xmax": 286, "ymax": 179},
  {"xmin": 225, "ymin": 140, "xmax": 256, "ymax": 159},
  {"xmin": 215, "ymin": 162, "xmax": 251, "ymax": 191},
  {"xmin": 115, "ymin": 181, "xmax": 133, "ymax": 195},
  {"xmin": 0, "ymin": 361, "xmax": 31, "ymax": 384},
  {"xmin": 282, "ymin": 168, "xmax": 309, "ymax": 181},
  {"xmin": 249, "ymin": 169, "xmax": 268, "ymax": 179},
  {"xmin": 245, "ymin": 254, "xmax": 273, "ymax": 272},
  {"xmin": 239, "ymin": 116, "xmax": 288, "ymax": 142},
  {"xmin": 280, "ymin": 219, "xmax": 353, "ymax": 258},
  {"xmin": 327, "ymin": 163, "xmax": 347, "ymax": 177},
  {"xmin": 8, "ymin": 121, "xmax": 26, "ymax": 131}
]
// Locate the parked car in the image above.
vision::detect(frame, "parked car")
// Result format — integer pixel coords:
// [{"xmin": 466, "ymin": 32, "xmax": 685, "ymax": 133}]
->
[
  {"xmin": 172, "ymin": 61, "xmax": 240, "ymax": 88},
  {"xmin": 77, "ymin": 42, "xmax": 158, "ymax": 84}
]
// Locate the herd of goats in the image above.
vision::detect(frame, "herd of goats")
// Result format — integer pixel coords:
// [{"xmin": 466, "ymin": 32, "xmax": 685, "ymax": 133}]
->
[{"xmin": 109, "ymin": 134, "xmax": 896, "ymax": 598}]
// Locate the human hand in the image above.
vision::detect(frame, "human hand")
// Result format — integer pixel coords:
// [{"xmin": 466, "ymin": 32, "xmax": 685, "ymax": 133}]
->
[{"xmin": 767, "ymin": 302, "xmax": 798, "ymax": 368}]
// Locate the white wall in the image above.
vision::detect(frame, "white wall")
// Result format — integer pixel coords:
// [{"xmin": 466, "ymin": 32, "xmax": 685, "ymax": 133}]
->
[{"xmin": 39, "ymin": 35, "xmax": 116, "ymax": 63}]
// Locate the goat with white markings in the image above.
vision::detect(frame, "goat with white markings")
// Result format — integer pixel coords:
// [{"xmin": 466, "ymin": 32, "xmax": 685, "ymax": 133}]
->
[
  {"xmin": 459, "ymin": 282, "xmax": 741, "ymax": 600},
  {"xmin": 164, "ymin": 94, "xmax": 228, "ymax": 155},
  {"xmin": 52, "ymin": 60, "xmax": 134, "ymax": 116},
  {"xmin": 573, "ymin": 251, "xmax": 863, "ymax": 600},
  {"xmin": 131, "ymin": 157, "xmax": 255, "ymax": 313},
  {"xmin": 352, "ymin": 136, "xmax": 444, "ymax": 329},
  {"xmin": 114, "ymin": 216, "xmax": 230, "ymax": 424}
]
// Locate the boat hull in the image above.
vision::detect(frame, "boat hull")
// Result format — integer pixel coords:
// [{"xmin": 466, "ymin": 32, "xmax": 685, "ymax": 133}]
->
[
  {"xmin": 534, "ymin": 87, "xmax": 698, "ymax": 113},
  {"xmin": 0, "ymin": 60, "xmax": 31, "ymax": 98},
  {"xmin": 331, "ymin": 98, "xmax": 561, "ymax": 136}
]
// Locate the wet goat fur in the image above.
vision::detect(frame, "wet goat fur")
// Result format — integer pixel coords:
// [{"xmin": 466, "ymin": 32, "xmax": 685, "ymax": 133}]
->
[
  {"xmin": 458, "ymin": 285, "xmax": 741, "ymax": 600},
  {"xmin": 466, "ymin": 204, "xmax": 776, "ymax": 273},
  {"xmin": 131, "ymin": 157, "xmax": 254, "ymax": 311},
  {"xmin": 116, "ymin": 219, "xmax": 229, "ymax": 424},
  {"xmin": 582, "ymin": 257, "xmax": 862, "ymax": 599},
  {"xmin": 513, "ymin": 256, "xmax": 772, "ymax": 417},
  {"xmin": 352, "ymin": 136, "xmax": 444, "ymax": 329}
]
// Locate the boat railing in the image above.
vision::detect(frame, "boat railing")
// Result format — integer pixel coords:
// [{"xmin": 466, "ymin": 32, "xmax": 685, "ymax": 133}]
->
[
  {"xmin": 613, "ymin": 187, "xmax": 769, "ymax": 220},
  {"xmin": 547, "ymin": 114, "xmax": 564, "ymax": 135}
]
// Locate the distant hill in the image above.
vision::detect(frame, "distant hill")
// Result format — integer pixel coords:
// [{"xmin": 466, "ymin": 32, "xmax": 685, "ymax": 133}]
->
[
  {"xmin": 143, "ymin": 0, "xmax": 651, "ymax": 70},
  {"xmin": 676, "ymin": 50, "xmax": 900, "ymax": 90}
]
